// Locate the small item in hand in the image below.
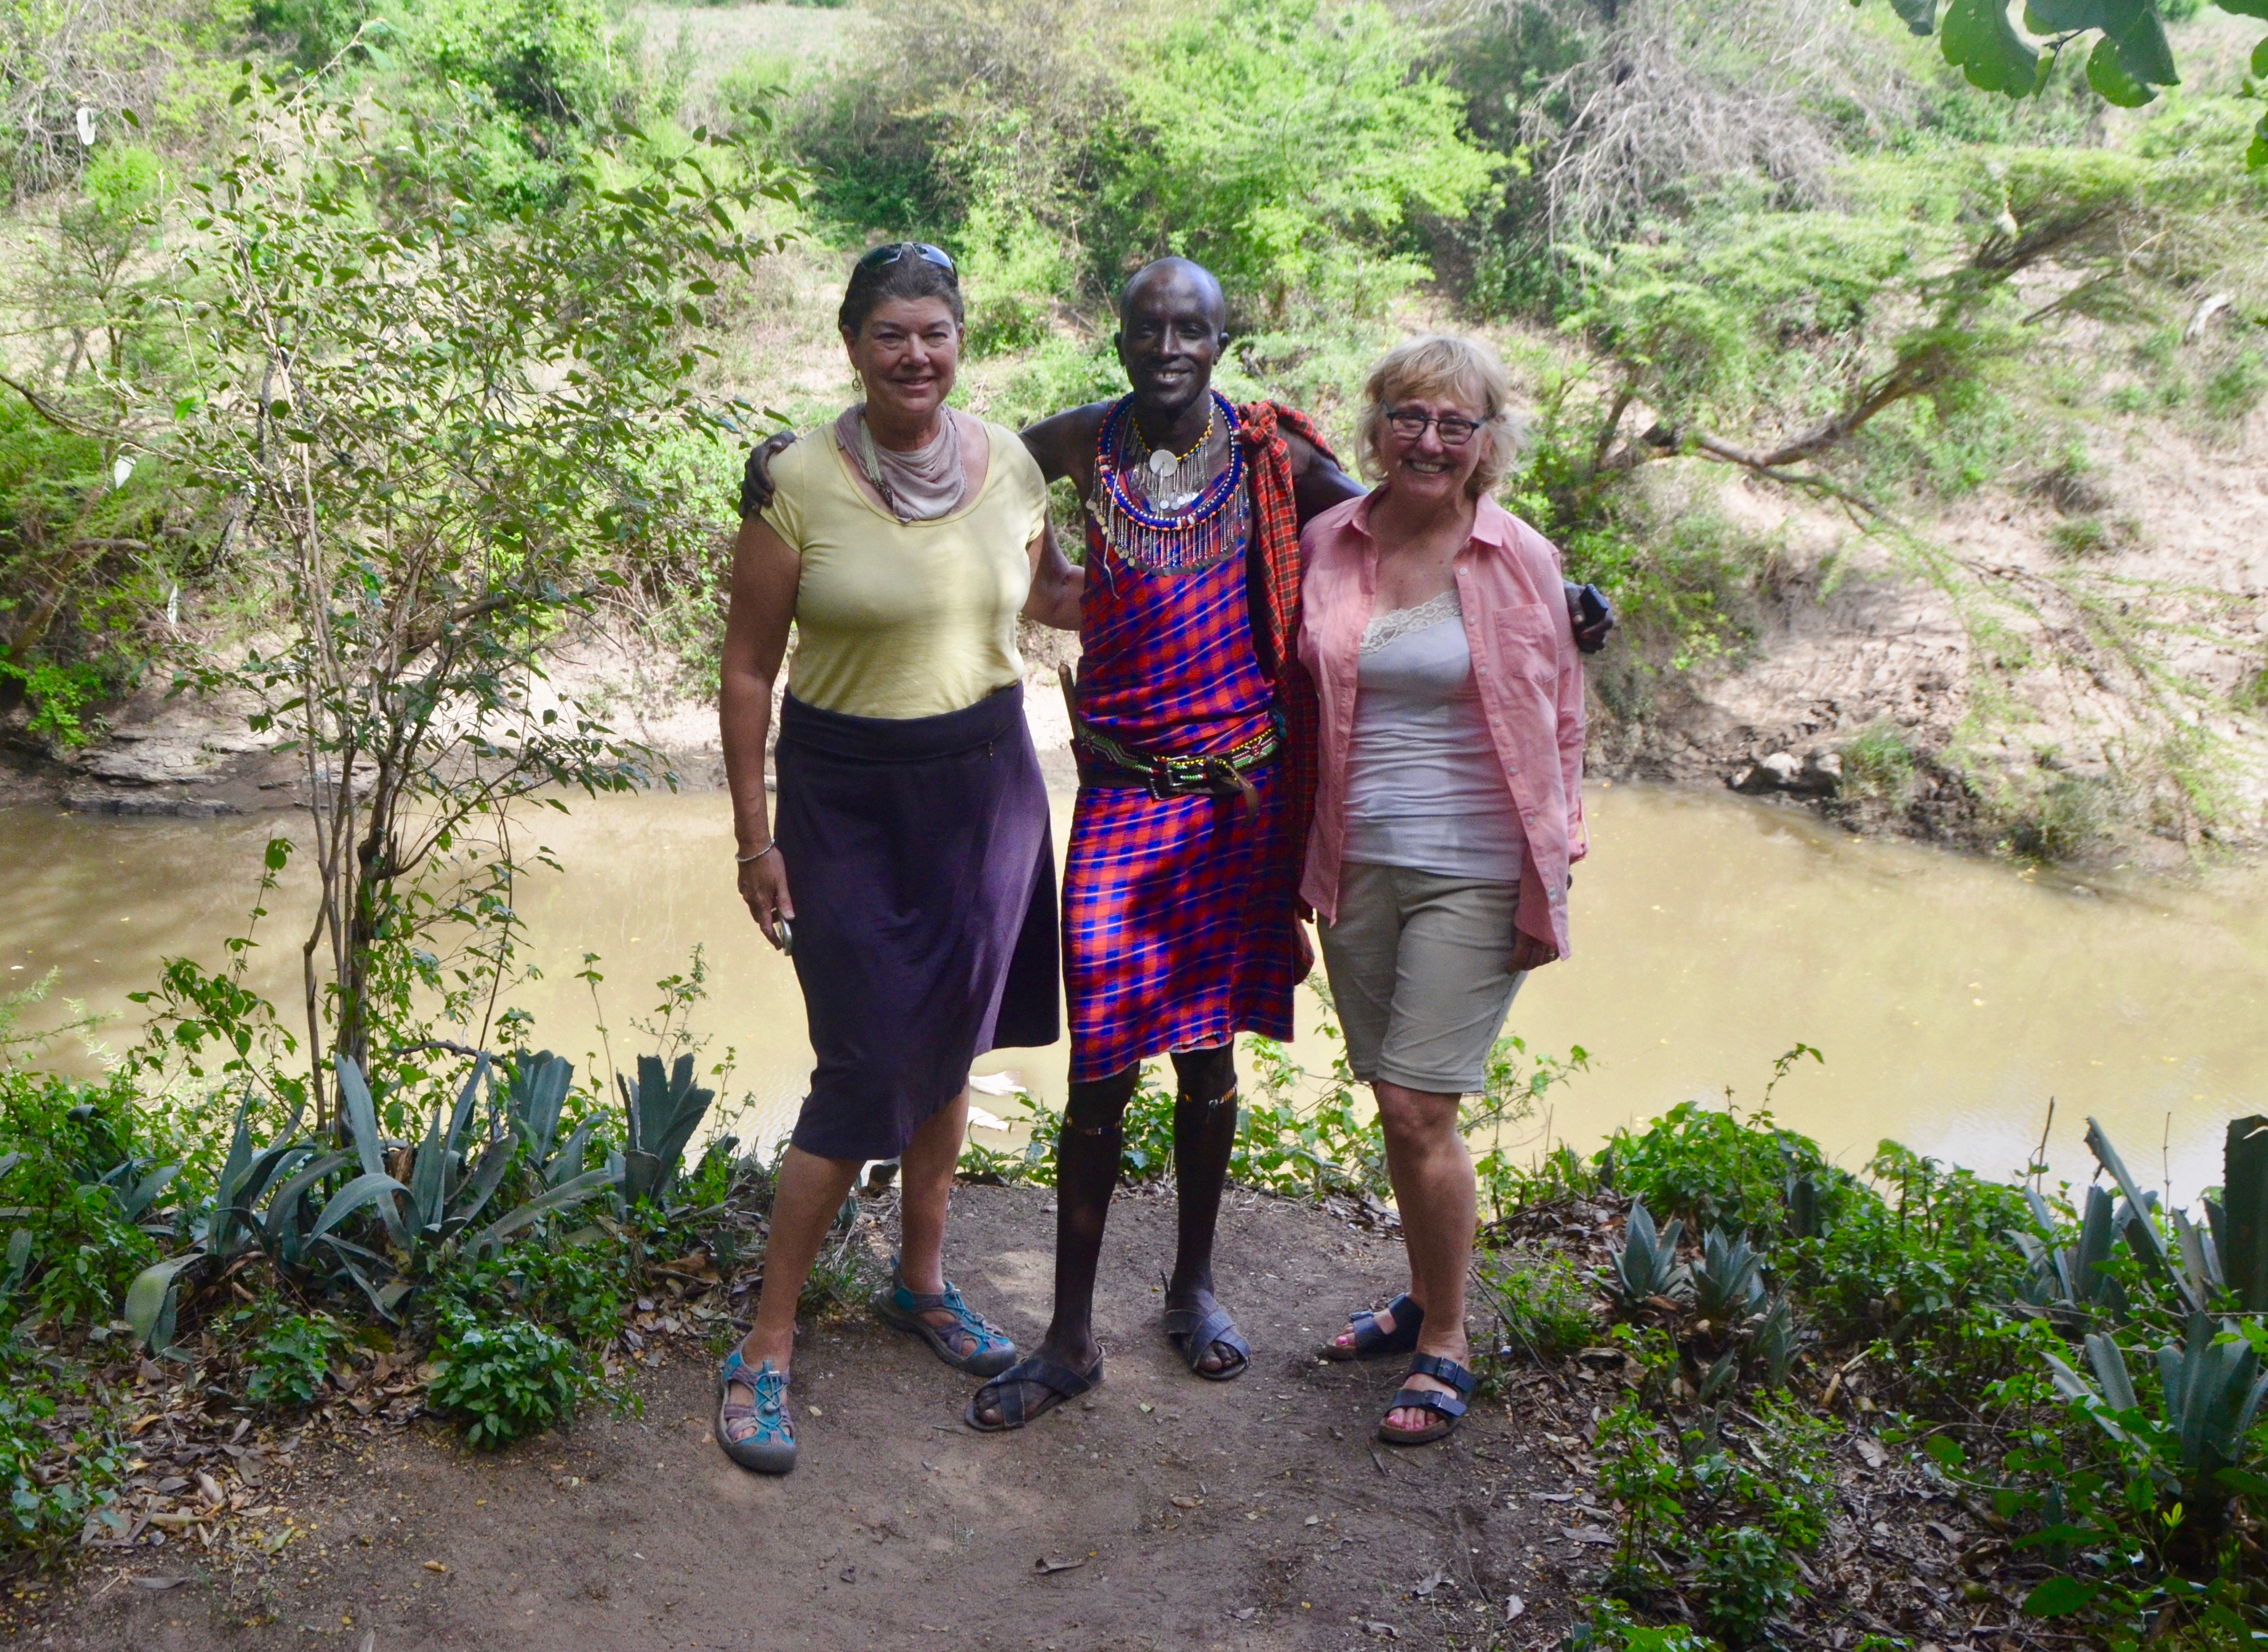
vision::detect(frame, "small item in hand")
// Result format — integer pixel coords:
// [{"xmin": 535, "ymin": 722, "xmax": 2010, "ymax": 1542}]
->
[{"xmin": 769, "ymin": 917, "xmax": 793, "ymax": 956}]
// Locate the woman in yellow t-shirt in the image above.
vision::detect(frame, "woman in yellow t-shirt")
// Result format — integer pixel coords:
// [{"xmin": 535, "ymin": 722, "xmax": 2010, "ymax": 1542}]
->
[{"xmin": 713, "ymin": 244, "xmax": 1083, "ymax": 1475}]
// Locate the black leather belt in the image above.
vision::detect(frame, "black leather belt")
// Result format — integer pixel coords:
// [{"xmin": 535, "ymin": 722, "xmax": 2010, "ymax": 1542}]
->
[{"xmin": 1059, "ymin": 666, "xmax": 1276, "ymax": 808}]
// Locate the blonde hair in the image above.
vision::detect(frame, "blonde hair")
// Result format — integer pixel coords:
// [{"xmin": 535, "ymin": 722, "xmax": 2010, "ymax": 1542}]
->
[{"xmin": 1354, "ymin": 333, "xmax": 1525, "ymax": 499}]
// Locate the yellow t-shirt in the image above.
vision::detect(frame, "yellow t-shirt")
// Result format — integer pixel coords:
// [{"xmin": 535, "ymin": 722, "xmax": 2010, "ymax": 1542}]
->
[{"xmin": 762, "ymin": 418, "xmax": 1047, "ymax": 720}]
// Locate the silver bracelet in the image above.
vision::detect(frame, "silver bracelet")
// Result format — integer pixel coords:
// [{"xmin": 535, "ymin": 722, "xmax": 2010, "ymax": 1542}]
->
[{"xmin": 735, "ymin": 842, "xmax": 779, "ymax": 865}]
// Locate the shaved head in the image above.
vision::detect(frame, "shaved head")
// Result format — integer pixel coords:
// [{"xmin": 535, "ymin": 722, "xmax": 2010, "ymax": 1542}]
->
[{"xmin": 1119, "ymin": 258, "xmax": 1227, "ymax": 333}]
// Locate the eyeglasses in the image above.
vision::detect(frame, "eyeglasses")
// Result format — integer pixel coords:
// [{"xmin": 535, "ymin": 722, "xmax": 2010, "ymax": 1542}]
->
[
  {"xmin": 1384, "ymin": 407, "xmax": 1483, "ymax": 446},
  {"xmin": 856, "ymin": 241, "xmax": 957, "ymax": 278}
]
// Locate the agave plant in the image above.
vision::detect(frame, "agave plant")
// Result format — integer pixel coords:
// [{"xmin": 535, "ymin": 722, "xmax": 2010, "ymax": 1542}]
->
[
  {"xmin": 125, "ymin": 1091, "xmax": 325, "ymax": 1352},
  {"xmin": 1691, "ymin": 1226, "xmax": 1769, "ymax": 1324},
  {"xmin": 1754, "ymin": 1296, "xmax": 1799, "ymax": 1390},
  {"xmin": 615, "ymin": 1054, "xmax": 716, "ymax": 1209},
  {"xmin": 2210, "ymin": 1115, "xmax": 2268, "ymax": 1313},
  {"xmin": 505, "ymin": 1050, "xmax": 605, "ymax": 1188},
  {"xmin": 2012, "ymin": 1183, "xmax": 2129, "ymax": 1324},
  {"xmin": 1608, "ymin": 1200, "xmax": 1691, "ymax": 1311},
  {"xmin": 2046, "ymin": 1313, "xmax": 2268, "ymax": 1516},
  {"xmin": 2083, "ymin": 1117, "xmax": 2199, "ymax": 1310},
  {"xmin": 2017, "ymin": 1116, "xmax": 2268, "ymax": 1327},
  {"xmin": 310, "ymin": 1054, "xmax": 614, "ymax": 1316}
]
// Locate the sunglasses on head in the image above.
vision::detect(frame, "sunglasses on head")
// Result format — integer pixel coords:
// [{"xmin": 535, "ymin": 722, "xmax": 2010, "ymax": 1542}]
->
[{"xmin": 857, "ymin": 241, "xmax": 957, "ymax": 278}]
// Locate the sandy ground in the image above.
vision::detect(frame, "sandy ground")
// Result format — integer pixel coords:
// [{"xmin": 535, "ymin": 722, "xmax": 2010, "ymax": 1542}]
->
[{"xmin": 33, "ymin": 1186, "xmax": 1589, "ymax": 1651}]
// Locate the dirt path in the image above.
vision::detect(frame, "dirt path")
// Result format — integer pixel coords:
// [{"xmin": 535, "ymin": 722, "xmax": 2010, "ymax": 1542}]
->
[{"xmin": 37, "ymin": 1187, "xmax": 1591, "ymax": 1651}]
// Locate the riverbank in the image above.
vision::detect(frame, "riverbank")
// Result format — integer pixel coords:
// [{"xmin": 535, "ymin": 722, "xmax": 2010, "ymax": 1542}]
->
[{"xmin": 9, "ymin": 437, "xmax": 2259, "ymax": 865}]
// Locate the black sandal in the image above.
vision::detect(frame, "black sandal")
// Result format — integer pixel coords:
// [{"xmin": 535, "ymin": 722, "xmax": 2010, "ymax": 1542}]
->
[
  {"xmin": 1320, "ymin": 1293, "xmax": 1424, "ymax": 1361},
  {"xmin": 1161, "ymin": 1300, "xmax": 1250, "ymax": 1382},
  {"xmin": 1377, "ymin": 1352, "xmax": 1476, "ymax": 1446},
  {"xmin": 965, "ymin": 1354, "xmax": 1103, "ymax": 1433}
]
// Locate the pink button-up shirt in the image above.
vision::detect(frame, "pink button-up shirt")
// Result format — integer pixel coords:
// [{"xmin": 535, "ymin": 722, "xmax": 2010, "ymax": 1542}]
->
[{"xmin": 1296, "ymin": 491, "xmax": 1587, "ymax": 957}]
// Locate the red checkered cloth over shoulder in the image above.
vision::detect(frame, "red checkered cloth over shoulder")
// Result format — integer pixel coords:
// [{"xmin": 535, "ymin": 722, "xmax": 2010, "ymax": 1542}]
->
[{"xmin": 1235, "ymin": 399, "xmax": 1334, "ymax": 864}]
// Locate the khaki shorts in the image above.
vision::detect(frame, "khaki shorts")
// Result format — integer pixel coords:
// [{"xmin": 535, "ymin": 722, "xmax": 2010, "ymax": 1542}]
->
[{"xmin": 1317, "ymin": 861, "xmax": 1525, "ymax": 1096}]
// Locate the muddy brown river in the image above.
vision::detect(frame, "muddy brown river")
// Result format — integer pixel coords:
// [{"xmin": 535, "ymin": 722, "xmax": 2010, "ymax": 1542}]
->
[{"xmin": 4, "ymin": 784, "xmax": 2262, "ymax": 1198}]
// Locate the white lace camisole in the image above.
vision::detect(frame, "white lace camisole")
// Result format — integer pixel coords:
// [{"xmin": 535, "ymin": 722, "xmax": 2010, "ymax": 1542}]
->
[{"xmin": 1343, "ymin": 589, "xmax": 1527, "ymax": 882}]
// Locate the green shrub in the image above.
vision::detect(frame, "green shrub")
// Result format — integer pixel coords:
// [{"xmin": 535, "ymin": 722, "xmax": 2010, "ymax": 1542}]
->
[
  {"xmin": 1478, "ymin": 1246, "xmax": 1599, "ymax": 1367},
  {"xmin": 0, "ymin": 1384, "xmax": 121, "ymax": 1551},
  {"xmin": 809, "ymin": 0, "xmax": 1494, "ymax": 321},
  {"xmin": 1564, "ymin": 1601, "xmax": 1720, "ymax": 1652},
  {"xmin": 1694, "ymin": 1524, "xmax": 1803, "ymax": 1643},
  {"xmin": 798, "ymin": 1229, "xmax": 878, "ymax": 1318},
  {"xmin": 1607, "ymin": 1097, "xmax": 1845, "ymax": 1238},
  {"xmin": 1596, "ymin": 1392, "xmax": 1835, "ymax": 1645},
  {"xmin": 0, "ymin": 1069, "xmax": 173, "ymax": 1333},
  {"xmin": 2003, "ymin": 775, "xmax": 2104, "ymax": 862},
  {"xmin": 2202, "ymin": 351, "xmax": 2267, "ymax": 423},
  {"xmin": 1840, "ymin": 721, "xmax": 1916, "ymax": 799},
  {"xmin": 2047, "ymin": 516, "xmax": 2114, "ymax": 557},
  {"xmin": 427, "ymin": 1309, "xmax": 589, "ymax": 1448},
  {"xmin": 243, "ymin": 1311, "xmax": 348, "ymax": 1410}
]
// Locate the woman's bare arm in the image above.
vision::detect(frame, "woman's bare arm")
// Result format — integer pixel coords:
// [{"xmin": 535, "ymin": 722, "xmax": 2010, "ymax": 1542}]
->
[
  {"xmin": 719, "ymin": 513, "xmax": 801, "ymax": 947},
  {"xmin": 1021, "ymin": 516, "xmax": 1084, "ymax": 631}
]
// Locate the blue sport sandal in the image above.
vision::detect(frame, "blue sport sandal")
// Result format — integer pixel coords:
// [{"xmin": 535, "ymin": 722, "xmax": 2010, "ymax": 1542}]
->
[
  {"xmin": 872, "ymin": 1254, "xmax": 1017, "ymax": 1376},
  {"xmin": 715, "ymin": 1348, "xmax": 796, "ymax": 1474}
]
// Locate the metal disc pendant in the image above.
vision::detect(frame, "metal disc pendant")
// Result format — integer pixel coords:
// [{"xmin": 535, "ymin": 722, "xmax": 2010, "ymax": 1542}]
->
[{"xmin": 1148, "ymin": 448, "xmax": 1178, "ymax": 480}]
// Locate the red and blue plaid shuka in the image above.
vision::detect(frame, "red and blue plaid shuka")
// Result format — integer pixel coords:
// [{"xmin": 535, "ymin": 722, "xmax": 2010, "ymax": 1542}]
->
[{"xmin": 1061, "ymin": 400, "xmax": 1327, "ymax": 1083}]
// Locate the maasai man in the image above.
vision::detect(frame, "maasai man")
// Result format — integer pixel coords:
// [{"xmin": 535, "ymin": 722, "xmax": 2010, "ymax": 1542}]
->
[{"xmin": 965, "ymin": 257, "xmax": 1360, "ymax": 1429}]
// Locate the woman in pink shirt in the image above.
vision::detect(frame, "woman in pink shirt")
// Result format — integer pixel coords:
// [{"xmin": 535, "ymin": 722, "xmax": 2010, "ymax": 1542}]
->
[{"xmin": 1301, "ymin": 334, "xmax": 1587, "ymax": 1446}]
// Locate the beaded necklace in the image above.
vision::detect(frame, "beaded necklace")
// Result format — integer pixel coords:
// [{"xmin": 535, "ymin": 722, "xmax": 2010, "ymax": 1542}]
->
[{"xmin": 1090, "ymin": 391, "xmax": 1248, "ymax": 575}]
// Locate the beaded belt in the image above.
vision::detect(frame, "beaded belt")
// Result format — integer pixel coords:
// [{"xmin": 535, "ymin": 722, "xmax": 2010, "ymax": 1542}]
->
[{"xmin": 1059, "ymin": 666, "xmax": 1276, "ymax": 809}]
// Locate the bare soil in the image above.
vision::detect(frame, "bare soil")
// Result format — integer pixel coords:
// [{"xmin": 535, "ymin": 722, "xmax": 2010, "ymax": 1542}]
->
[{"xmin": 26, "ymin": 1186, "xmax": 1591, "ymax": 1651}]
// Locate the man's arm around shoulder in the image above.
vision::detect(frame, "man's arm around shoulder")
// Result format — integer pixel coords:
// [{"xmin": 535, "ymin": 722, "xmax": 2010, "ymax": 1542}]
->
[{"xmin": 1019, "ymin": 403, "xmax": 1111, "ymax": 488}]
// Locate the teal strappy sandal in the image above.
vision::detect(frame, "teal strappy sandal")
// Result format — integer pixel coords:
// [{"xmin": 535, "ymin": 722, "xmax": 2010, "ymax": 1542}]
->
[
  {"xmin": 872, "ymin": 1255, "xmax": 1017, "ymax": 1377},
  {"xmin": 715, "ymin": 1348, "xmax": 796, "ymax": 1474}
]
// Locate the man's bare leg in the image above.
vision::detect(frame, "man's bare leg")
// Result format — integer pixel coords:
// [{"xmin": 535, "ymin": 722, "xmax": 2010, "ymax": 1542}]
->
[
  {"xmin": 1164, "ymin": 1044, "xmax": 1243, "ymax": 1375},
  {"xmin": 966, "ymin": 1067, "xmax": 1130, "ymax": 1425}
]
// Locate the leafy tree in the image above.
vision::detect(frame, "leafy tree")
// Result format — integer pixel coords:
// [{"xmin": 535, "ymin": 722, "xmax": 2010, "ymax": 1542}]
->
[
  {"xmin": 3, "ymin": 60, "xmax": 796, "ymax": 1121},
  {"xmin": 807, "ymin": 0, "xmax": 1497, "ymax": 321},
  {"xmin": 1878, "ymin": 0, "xmax": 2268, "ymax": 164},
  {"xmin": 1102, "ymin": 0, "xmax": 1499, "ymax": 320}
]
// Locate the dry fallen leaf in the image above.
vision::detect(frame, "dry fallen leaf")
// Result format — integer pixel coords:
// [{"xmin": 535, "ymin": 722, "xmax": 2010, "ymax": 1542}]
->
[
  {"xmin": 1033, "ymin": 1555, "xmax": 1087, "ymax": 1575},
  {"xmin": 423, "ymin": 1560, "xmax": 448, "ymax": 1573}
]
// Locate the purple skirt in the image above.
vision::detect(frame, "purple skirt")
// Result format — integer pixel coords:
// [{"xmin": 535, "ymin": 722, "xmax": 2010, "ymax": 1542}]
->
[{"xmin": 774, "ymin": 684, "xmax": 1059, "ymax": 1162}]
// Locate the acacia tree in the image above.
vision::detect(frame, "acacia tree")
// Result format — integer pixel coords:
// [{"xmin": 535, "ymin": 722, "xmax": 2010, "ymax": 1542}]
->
[{"xmin": 111, "ymin": 64, "xmax": 793, "ymax": 1123}]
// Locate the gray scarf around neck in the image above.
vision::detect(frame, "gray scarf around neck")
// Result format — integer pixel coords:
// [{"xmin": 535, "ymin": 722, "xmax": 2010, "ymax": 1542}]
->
[{"xmin": 836, "ymin": 403, "xmax": 968, "ymax": 522}]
